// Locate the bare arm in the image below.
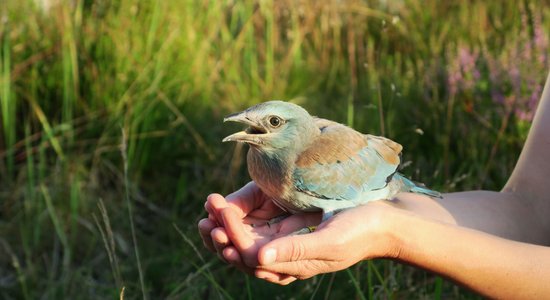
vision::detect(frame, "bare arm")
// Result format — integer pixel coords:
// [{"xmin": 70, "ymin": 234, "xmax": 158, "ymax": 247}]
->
[
  {"xmin": 388, "ymin": 208, "xmax": 550, "ymax": 299},
  {"xmin": 251, "ymin": 198, "xmax": 550, "ymax": 298},
  {"xmin": 391, "ymin": 72, "xmax": 550, "ymax": 245},
  {"xmin": 503, "ymin": 73, "xmax": 550, "ymax": 229},
  {"xmin": 391, "ymin": 190, "xmax": 550, "ymax": 245}
]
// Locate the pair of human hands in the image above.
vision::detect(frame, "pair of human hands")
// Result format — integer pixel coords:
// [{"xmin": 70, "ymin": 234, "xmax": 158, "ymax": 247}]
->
[{"xmin": 198, "ymin": 182, "xmax": 399, "ymax": 285}]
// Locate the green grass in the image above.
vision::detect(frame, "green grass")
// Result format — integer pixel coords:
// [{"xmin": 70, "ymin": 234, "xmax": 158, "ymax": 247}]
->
[{"xmin": 0, "ymin": 0, "xmax": 548, "ymax": 298}]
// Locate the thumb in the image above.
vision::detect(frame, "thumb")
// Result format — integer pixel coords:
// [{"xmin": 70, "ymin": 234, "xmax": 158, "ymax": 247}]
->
[{"xmin": 258, "ymin": 231, "xmax": 328, "ymax": 266}]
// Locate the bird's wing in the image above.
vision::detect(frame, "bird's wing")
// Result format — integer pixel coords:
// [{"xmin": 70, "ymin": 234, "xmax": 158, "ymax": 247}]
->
[{"xmin": 293, "ymin": 120, "xmax": 402, "ymax": 200}]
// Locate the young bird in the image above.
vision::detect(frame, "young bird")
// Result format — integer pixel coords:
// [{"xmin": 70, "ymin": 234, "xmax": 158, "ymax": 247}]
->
[{"xmin": 223, "ymin": 101, "xmax": 441, "ymax": 226}]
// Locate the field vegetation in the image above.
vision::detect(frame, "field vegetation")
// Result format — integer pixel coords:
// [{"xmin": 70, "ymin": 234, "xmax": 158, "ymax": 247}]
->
[{"xmin": 0, "ymin": 0, "xmax": 548, "ymax": 298}]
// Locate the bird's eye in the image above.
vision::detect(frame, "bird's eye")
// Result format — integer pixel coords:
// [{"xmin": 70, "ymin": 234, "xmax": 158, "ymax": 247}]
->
[{"xmin": 268, "ymin": 116, "xmax": 282, "ymax": 127}]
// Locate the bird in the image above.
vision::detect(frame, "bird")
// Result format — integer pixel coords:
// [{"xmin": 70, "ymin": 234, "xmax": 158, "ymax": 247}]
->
[{"xmin": 222, "ymin": 100, "xmax": 441, "ymax": 227}]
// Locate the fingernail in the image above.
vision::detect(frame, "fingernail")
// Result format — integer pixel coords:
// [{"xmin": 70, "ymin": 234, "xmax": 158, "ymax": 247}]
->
[{"xmin": 262, "ymin": 248, "xmax": 277, "ymax": 265}]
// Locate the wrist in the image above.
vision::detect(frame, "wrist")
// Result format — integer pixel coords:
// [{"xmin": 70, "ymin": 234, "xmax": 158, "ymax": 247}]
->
[
  {"xmin": 379, "ymin": 205, "xmax": 444, "ymax": 262},
  {"xmin": 358, "ymin": 201, "xmax": 407, "ymax": 260},
  {"xmin": 378, "ymin": 204, "xmax": 407, "ymax": 260}
]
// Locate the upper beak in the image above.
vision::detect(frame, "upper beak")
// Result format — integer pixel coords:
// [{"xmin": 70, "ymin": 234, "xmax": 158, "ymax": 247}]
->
[
  {"xmin": 223, "ymin": 111, "xmax": 257, "ymax": 126},
  {"xmin": 222, "ymin": 111, "xmax": 266, "ymax": 144}
]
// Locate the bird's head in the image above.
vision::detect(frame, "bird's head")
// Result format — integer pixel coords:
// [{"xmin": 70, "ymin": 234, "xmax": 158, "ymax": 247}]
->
[{"xmin": 222, "ymin": 100, "xmax": 319, "ymax": 152}]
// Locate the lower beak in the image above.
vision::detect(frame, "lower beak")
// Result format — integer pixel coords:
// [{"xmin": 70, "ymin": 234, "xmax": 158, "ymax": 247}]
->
[{"xmin": 222, "ymin": 131, "xmax": 263, "ymax": 144}]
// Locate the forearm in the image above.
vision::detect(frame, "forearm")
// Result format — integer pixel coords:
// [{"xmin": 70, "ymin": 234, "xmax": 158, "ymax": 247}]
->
[
  {"xmin": 389, "ymin": 210, "xmax": 550, "ymax": 299},
  {"xmin": 391, "ymin": 191, "xmax": 550, "ymax": 245}
]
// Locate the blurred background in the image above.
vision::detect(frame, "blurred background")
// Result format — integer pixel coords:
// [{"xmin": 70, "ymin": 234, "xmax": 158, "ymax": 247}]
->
[{"xmin": 0, "ymin": 0, "xmax": 548, "ymax": 298}]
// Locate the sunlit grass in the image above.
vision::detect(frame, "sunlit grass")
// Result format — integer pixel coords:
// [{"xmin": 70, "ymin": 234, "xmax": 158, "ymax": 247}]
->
[{"xmin": 0, "ymin": 0, "xmax": 547, "ymax": 298}]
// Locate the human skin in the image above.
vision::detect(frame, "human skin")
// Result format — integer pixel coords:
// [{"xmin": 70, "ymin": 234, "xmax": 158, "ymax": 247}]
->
[{"xmin": 198, "ymin": 73, "xmax": 550, "ymax": 297}]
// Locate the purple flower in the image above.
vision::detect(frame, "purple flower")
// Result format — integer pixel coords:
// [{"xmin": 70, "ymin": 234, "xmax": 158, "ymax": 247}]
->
[
  {"xmin": 445, "ymin": 7, "xmax": 548, "ymax": 123},
  {"xmin": 533, "ymin": 12, "xmax": 548, "ymax": 64}
]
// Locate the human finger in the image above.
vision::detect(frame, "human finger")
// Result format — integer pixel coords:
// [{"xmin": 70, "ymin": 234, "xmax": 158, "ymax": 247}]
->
[
  {"xmin": 211, "ymin": 227, "xmax": 230, "ymax": 254},
  {"xmin": 204, "ymin": 201, "xmax": 220, "ymax": 227},
  {"xmin": 258, "ymin": 229, "xmax": 332, "ymax": 266},
  {"xmin": 258, "ymin": 259, "xmax": 328, "ymax": 279},
  {"xmin": 221, "ymin": 207, "xmax": 264, "ymax": 268},
  {"xmin": 208, "ymin": 190, "xmax": 270, "ymax": 227},
  {"xmin": 198, "ymin": 218, "xmax": 217, "ymax": 252},
  {"xmin": 255, "ymin": 269, "xmax": 298, "ymax": 285},
  {"xmin": 224, "ymin": 182, "xmax": 263, "ymax": 217},
  {"xmin": 209, "ymin": 183, "xmax": 283, "ymax": 222},
  {"xmin": 221, "ymin": 207, "xmax": 256, "ymax": 252},
  {"xmin": 206, "ymin": 193, "xmax": 229, "ymax": 225},
  {"xmin": 222, "ymin": 246, "xmax": 254, "ymax": 275}
]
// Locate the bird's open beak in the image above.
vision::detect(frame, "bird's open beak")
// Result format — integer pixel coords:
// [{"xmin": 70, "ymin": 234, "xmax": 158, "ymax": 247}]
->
[{"xmin": 222, "ymin": 111, "xmax": 267, "ymax": 145}]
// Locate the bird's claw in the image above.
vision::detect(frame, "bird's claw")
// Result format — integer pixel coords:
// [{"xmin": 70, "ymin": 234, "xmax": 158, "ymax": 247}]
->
[
  {"xmin": 251, "ymin": 214, "xmax": 290, "ymax": 228},
  {"xmin": 289, "ymin": 226, "xmax": 317, "ymax": 235}
]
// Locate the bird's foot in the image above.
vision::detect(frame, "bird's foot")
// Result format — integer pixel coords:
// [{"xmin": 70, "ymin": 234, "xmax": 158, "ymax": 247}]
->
[
  {"xmin": 287, "ymin": 210, "xmax": 339, "ymax": 235},
  {"xmin": 289, "ymin": 226, "xmax": 317, "ymax": 235},
  {"xmin": 251, "ymin": 214, "xmax": 290, "ymax": 228}
]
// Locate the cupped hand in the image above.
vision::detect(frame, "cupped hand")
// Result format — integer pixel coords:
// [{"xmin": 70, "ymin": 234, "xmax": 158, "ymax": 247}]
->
[
  {"xmin": 197, "ymin": 182, "xmax": 322, "ymax": 283},
  {"xmin": 199, "ymin": 182, "xmax": 402, "ymax": 285},
  {"xmin": 253, "ymin": 201, "xmax": 402, "ymax": 284}
]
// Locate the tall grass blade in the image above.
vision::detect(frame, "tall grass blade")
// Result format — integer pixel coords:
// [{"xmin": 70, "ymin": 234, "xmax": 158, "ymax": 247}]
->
[
  {"xmin": 94, "ymin": 199, "xmax": 123, "ymax": 289},
  {"xmin": 346, "ymin": 268, "xmax": 367, "ymax": 300},
  {"xmin": 41, "ymin": 184, "xmax": 71, "ymax": 271},
  {"xmin": 433, "ymin": 276, "xmax": 443, "ymax": 299},
  {"xmin": 173, "ymin": 223, "xmax": 204, "ymax": 264},
  {"xmin": 121, "ymin": 127, "xmax": 147, "ymax": 299},
  {"xmin": 28, "ymin": 98, "xmax": 65, "ymax": 161},
  {"xmin": 0, "ymin": 20, "xmax": 14, "ymax": 179},
  {"xmin": 245, "ymin": 274, "xmax": 252, "ymax": 300}
]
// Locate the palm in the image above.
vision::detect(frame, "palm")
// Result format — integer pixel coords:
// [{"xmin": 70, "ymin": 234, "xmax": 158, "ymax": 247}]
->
[
  {"xmin": 228, "ymin": 200, "xmax": 321, "ymax": 267},
  {"xmin": 204, "ymin": 182, "xmax": 321, "ymax": 268}
]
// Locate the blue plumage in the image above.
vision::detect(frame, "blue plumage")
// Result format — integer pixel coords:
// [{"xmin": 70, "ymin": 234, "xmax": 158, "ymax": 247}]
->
[{"xmin": 223, "ymin": 101, "xmax": 441, "ymax": 222}]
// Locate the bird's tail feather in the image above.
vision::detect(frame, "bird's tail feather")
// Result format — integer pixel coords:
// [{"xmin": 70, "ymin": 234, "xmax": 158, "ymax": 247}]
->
[
  {"xmin": 410, "ymin": 185, "xmax": 442, "ymax": 198},
  {"xmin": 395, "ymin": 173, "xmax": 442, "ymax": 198}
]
